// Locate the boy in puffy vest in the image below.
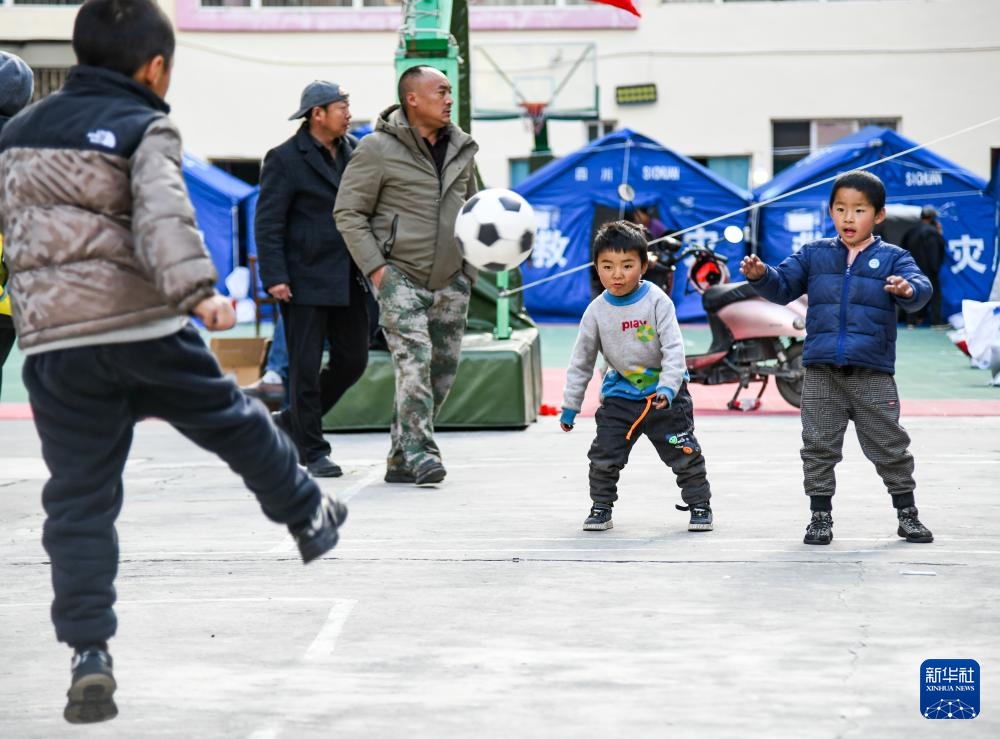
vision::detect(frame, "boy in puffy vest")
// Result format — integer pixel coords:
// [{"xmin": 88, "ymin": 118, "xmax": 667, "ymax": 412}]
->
[
  {"xmin": 0, "ymin": 0, "xmax": 347, "ymax": 723},
  {"xmin": 561, "ymin": 221, "xmax": 713, "ymax": 533},
  {"xmin": 741, "ymin": 170, "xmax": 933, "ymax": 546}
]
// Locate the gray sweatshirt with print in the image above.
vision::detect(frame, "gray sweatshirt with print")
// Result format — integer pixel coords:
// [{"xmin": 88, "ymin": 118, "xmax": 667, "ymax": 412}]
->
[{"xmin": 562, "ymin": 281, "xmax": 686, "ymax": 414}]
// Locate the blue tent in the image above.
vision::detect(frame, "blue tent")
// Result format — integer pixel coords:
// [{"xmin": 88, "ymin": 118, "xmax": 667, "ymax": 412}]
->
[
  {"xmin": 514, "ymin": 128, "xmax": 753, "ymax": 322},
  {"xmin": 183, "ymin": 153, "xmax": 256, "ymax": 294},
  {"xmin": 754, "ymin": 127, "xmax": 997, "ymax": 320}
]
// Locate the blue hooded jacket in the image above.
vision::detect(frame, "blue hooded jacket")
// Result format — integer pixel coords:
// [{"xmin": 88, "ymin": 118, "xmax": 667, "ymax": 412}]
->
[{"xmin": 750, "ymin": 237, "xmax": 930, "ymax": 374}]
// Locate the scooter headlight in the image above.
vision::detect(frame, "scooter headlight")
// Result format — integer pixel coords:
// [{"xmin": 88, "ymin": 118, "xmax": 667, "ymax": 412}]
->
[{"xmin": 793, "ymin": 317, "xmax": 806, "ymax": 331}]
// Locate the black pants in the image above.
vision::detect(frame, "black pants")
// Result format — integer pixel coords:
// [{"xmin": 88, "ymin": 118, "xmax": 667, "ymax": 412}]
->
[
  {"xmin": 587, "ymin": 385, "xmax": 711, "ymax": 507},
  {"xmin": 22, "ymin": 325, "xmax": 321, "ymax": 649},
  {"xmin": 0, "ymin": 314, "xmax": 14, "ymax": 400},
  {"xmin": 277, "ymin": 278, "xmax": 369, "ymax": 463},
  {"xmin": 800, "ymin": 365, "xmax": 915, "ymax": 505}
]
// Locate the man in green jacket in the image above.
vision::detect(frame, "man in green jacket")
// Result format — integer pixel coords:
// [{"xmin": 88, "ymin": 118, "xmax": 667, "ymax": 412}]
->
[{"xmin": 335, "ymin": 65, "xmax": 478, "ymax": 486}]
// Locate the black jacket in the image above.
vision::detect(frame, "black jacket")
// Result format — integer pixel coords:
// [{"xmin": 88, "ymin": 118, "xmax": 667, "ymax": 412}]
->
[
  {"xmin": 255, "ymin": 124, "xmax": 359, "ymax": 306},
  {"xmin": 900, "ymin": 222, "xmax": 945, "ymax": 277}
]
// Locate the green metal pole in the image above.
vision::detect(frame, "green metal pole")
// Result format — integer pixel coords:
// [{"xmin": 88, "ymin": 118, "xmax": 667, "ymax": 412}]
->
[{"xmin": 494, "ymin": 270, "xmax": 512, "ymax": 340}]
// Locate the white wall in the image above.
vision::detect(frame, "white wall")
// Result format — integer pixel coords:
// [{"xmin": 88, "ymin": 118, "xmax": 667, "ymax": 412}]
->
[{"xmin": 4, "ymin": 0, "xmax": 999, "ymax": 185}]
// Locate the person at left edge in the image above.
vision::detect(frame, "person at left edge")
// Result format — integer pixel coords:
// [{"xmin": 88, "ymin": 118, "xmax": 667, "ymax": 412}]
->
[{"xmin": 255, "ymin": 81, "xmax": 369, "ymax": 477}]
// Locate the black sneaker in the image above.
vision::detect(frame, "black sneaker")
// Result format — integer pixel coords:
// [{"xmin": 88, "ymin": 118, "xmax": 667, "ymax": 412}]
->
[
  {"xmin": 306, "ymin": 455, "xmax": 343, "ymax": 478},
  {"xmin": 583, "ymin": 505, "xmax": 613, "ymax": 531},
  {"xmin": 384, "ymin": 466, "xmax": 415, "ymax": 484},
  {"xmin": 64, "ymin": 646, "xmax": 117, "ymax": 724},
  {"xmin": 289, "ymin": 491, "xmax": 348, "ymax": 563},
  {"xmin": 897, "ymin": 506, "xmax": 934, "ymax": 543},
  {"xmin": 804, "ymin": 511, "xmax": 833, "ymax": 545},
  {"xmin": 676, "ymin": 502, "xmax": 714, "ymax": 532},
  {"xmin": 414, "ymin": 459, "xmax": 446, "ymax": 487}
]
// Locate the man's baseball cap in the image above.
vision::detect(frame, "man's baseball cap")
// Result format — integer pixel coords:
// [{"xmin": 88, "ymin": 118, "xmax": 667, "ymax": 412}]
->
[
  {"xmin": 920, "ymin": 205, "xmax": 938, "ymax": 219},
  {"xmin": 289, "ymin": 81, "xmax": 348, "ymax": 120}
]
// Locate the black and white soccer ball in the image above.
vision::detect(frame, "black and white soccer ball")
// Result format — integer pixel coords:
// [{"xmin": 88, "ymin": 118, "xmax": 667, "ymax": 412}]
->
[{"xmin": 454, "ymin": 188, "xmax": 535, "ymax": 272}]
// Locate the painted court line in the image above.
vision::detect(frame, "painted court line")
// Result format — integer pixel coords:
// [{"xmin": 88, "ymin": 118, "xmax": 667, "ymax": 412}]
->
[
  {"xmin": 303, "ymin": 599, "xmax": 357, "ymax": 662},
  {"xmin": 268, "ymin": 466, "xmax": 382, "ymax": 554}
]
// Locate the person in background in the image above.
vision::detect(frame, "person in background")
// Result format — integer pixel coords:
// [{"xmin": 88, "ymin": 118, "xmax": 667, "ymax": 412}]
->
[{"xmin": 0, "ymin": 50, "xmax": 34, "ymax": 399}]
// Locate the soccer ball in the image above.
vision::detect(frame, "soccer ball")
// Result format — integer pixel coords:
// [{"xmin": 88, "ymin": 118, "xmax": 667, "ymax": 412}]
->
[{"xmin": 454, "ymin": 188, "xmax": 535, "ymax": 272}]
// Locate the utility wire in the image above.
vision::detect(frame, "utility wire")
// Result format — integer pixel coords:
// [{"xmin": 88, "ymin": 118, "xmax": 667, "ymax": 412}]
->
[{"xmin": 500, "ymin": 112, "xmax": 1000, "ymax": 298}]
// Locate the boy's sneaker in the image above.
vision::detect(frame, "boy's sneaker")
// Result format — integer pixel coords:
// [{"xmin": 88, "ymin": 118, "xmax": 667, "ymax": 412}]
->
[
  {"xmin": 64, "ymin": 646, "xmax": 117, "ymax": 724},
  {"xmin": 676, "ymin": 502, "xmax": 713, "ymax": 532},
  {"xmin": 583, "ymin": 505, "xmax": 613, "ymax": 531},
  {"xmin": 289, "ymin": 491, "xmax": 348, "ymax": 563},
  {"xmin": 804, "ymin": 511, "xmax": 833, "ymax": 545},
  {"xmin": 897, "ymin": 506, "xmax": 934, "ymax": 543}
]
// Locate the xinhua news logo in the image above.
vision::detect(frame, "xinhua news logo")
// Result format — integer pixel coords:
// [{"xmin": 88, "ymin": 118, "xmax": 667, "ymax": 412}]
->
[{"xmin": 920, "ymin": 659, "xmax": 980, "ymax": 719}]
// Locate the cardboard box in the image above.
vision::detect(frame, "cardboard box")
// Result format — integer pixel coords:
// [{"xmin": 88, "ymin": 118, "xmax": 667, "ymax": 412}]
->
[{"xmin": 210, "ymin": 337, "xmax": 269, "ymax": 386}]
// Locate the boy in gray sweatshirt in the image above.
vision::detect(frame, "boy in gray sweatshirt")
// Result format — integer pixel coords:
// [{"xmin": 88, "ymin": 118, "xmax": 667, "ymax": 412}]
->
[{"xmin": 561, "ymin": 221, "xmax": 713, "ymax": 532}]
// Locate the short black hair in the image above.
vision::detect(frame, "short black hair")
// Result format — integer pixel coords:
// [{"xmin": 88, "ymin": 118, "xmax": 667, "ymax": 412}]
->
[
  {"xmin": 593, "ymin": 220, "xmax": 648, "ymax": 266},
  {"xmin": 829, "ymin": 169, "xmax": 886, "ymax": 212},
  {"xmin": 397, "ymin": 65, "xmax": 435, "ymax": 107},
  {"xmin": 73, "ymin": 0, "xmax": 175, "ymax": 77}
]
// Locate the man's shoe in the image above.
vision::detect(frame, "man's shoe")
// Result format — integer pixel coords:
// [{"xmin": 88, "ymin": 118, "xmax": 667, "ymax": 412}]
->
[
  {"xmin": 583, "ymin": 505, "xmax": 613, "ymax": 531},
  {"xmin": 804, "ymin": 511, "xmax": 834, "ymax": 545},
  {"xmin": 385, "ymin": 466, "xmax": 416, "ymax": 484},
  {"xmin": 897, "ymin": 506, "xmax": 934, "ymax": 543},
  {"xmin": 242, "ymin": 374, "xmax": 285, "ymax": 409},
  {"xmin": 414, "ymin": 459, "xmax": 446, "ymax": 487},
  {"xmin": 64, "ymin": 646, "xmax": 117, "ymax": 724},
  {"xmin": 306, "ymin": 456, "xmax": 343, "ymax": 478},
  {"xmin": 289, "ymin": 491, "xmax": 348, "ymax": 563},
  {"xmin": 677, "ymin": 502, "xmax": 713, "ymax": 531}
]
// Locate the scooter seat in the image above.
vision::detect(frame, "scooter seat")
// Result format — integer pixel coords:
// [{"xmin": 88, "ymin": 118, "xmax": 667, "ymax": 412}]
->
[{"xmin": 701, "ymin": 282, "xmax": 760, "ymax": 314}]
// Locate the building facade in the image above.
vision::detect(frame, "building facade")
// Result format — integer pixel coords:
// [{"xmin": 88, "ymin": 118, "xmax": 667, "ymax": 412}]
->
[{"xmin": 2, "ymin": 0, "xmax": 999, "ymax": 190}]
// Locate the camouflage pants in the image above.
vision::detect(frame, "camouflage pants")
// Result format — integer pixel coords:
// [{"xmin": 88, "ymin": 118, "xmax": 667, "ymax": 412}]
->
[{"xmin": 377, "ymin": 265, "xmax": 471, "ymax": 471}]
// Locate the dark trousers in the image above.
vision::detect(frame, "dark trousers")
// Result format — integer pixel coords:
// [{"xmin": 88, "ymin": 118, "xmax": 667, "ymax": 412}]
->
[
  {"xmin": 0, "ymin": 315, "xmax": 14, "ymax": 399},
  {"xmin": 22, "ymin": 325, "xmax": 321, "ymax": 648},
  {"xmin": 800, "ymin": 365, "xmax": 916, "ymax": 504},
  {"xmin": 587, "ymin": 385, "xmax": 711, "ymax": 507},
  {"xmin": 278, "ymin": 278, "xmax": 369, "ymax": 463}
]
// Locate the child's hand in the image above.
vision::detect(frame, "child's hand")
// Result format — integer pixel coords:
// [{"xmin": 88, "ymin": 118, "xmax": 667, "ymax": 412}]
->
[
  {"xmin": 653, "ymin": 393, "xmax": 670, "ymax": 410},
  {"xmin": 194, "ymin": 295, "xmax": 236, "ymax": 331},
  {"xmin": 560, "ymin": 422, "xmax": 574, "ymax": 432},
  {"xmin": 884, "ymin": 275, "xmax": 914, "ymax": 298},
  {"xmin": 740, "ymin": 254, "xmax": 767, "ymax": 280}
]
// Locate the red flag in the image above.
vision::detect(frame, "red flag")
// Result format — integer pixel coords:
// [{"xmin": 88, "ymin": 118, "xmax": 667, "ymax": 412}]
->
[{"xmin": 588, "ymin": 0, "xmax": 640, "ymax": 17}]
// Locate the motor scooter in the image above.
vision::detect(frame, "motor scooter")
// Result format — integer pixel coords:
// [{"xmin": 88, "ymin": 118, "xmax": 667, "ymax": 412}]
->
[{"xmin": 648, "ymin": 229, "xmax": 806, "ymax": 410}]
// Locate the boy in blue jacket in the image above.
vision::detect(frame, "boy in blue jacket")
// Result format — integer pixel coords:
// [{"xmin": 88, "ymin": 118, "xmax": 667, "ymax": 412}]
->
[{"xmin": 740, "ymin": 170, "xmax": 933, "ymax": 545}]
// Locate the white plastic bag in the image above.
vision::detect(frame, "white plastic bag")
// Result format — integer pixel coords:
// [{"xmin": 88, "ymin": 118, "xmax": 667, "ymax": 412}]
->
[{"xmin": 961, "ymin": 299, "xmax": 1000, "ymax": 370}]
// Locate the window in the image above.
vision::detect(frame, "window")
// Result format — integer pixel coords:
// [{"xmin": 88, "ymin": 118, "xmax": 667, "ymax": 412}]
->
[
  {"xmin": 772, "ymin": 118, "xmax": 899, "ymax": 174},
  {"xmin": 210, "ymin": 159, "xmax": 262, "ymax": 186},
  {"xmin": 31, "ymin": 67, "xmax": 70, "ymax": 102},
  {"xmin": 586, "ymin": 119, "xmax": 618, "ymax": 142},
  {"xmin": 690, "ymin": 155, "xmax": 751, "ymax": 190}
]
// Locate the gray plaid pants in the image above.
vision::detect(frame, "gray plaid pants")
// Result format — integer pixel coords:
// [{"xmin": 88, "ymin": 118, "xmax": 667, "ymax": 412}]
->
[{"xmin": 800, "ymin": 365, "xmax": 915, "ymax": 501}]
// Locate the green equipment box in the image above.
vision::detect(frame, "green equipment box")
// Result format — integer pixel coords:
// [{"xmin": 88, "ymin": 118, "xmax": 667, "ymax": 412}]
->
[{"xmin": 323, "ymin": 328, "xmax": 542, "ymax": 431}]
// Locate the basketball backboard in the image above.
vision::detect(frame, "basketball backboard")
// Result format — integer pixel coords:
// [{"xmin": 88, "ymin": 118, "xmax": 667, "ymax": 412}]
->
[{"xmin": 471, "ymin": 43, "xmax": 599, "ymax": 121}]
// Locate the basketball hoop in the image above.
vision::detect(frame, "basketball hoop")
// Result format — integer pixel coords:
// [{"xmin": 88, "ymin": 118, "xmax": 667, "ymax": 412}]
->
[{"xmin": 519, "ymin": 101, "xmax": 548, "ymax": 135}]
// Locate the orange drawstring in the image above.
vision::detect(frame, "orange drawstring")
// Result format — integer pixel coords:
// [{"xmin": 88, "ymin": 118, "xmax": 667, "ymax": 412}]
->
[{"xmin": 625, "ymin": 392, "xmax": 658, "ymax": 441}]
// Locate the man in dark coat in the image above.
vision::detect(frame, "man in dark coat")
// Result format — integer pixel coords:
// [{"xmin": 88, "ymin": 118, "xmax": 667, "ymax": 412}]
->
[
  {"xmin": 900, "ymin": 206, "xmax": 947, "ymax": 326},
  {"xmin": 255, "ymin": 81, "xmax": 368, "ymax": 476}
]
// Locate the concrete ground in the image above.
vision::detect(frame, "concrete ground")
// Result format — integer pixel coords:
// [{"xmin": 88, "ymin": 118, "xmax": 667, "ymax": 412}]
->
[{"xmin": 1, "ymin": 411, "xmax": 998, "ymax": 737}]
